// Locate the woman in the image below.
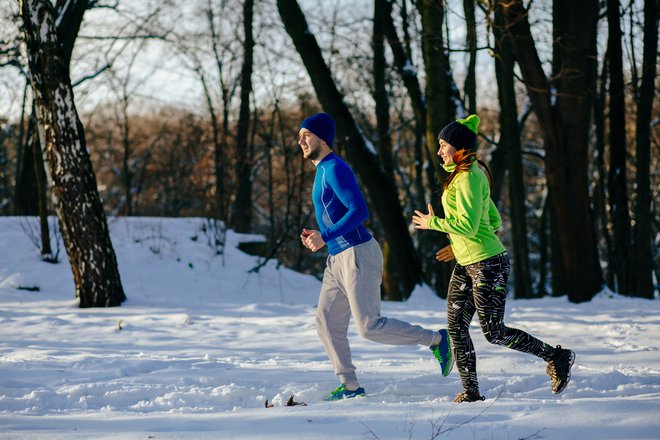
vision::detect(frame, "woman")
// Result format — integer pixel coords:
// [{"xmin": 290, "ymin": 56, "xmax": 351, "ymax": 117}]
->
[{"xmin": 412, "ymin": 115, "xmax": 575, "ymax": 403}]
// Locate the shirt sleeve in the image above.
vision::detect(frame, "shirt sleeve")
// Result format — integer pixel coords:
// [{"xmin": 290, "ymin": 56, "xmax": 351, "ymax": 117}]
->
[
  {"xmin": 320, "ymin": 163, "xmax": 369, "ymax": 242},
  {"xmin": 427, "ymin": 172, "xmax": 482, "ymax": 237}
]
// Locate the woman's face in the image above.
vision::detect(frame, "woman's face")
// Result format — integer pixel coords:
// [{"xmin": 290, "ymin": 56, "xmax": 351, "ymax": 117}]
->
[{"xmin": 437, "ymin": 140, "xmax": 457, "ymax": 165}]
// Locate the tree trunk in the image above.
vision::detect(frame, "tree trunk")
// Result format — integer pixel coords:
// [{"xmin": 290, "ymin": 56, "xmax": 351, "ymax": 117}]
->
[
  {"xmin": 197, "ymin": 65, "xmax": 224, "ymax": 219},
  {"xmin": 373, "ymin": 0, "xmax": 401, "ymax": 300},
  {"xmin": 382, "ymin": 0, "xmax": 449, "ymax": 296},
  {"xmin": 632, "ymin": 0, "xmax": 657, "ymax": 299},
  {"xmin": 12, "ymin": 81, "xmax": 31, "ymax": 216},
  {"xmin": 417, "ymin": 0, "xmax": 454, "ymax": 172},
  {"xmin": 492, "ymin": 3, "xmax": 532, "ymax": 299},
  {"xmin": 548, "ymin": 191, "xmax": 567, "ymax": 296},
  {"xmin": 206, "ymin": 1, "xmax": 227, "ymax": 221},
  {"xmin": 14, "ymin": 115, "xmax": 39, "ymax": 215},
  {"xmin": 500, "ymin": 0, "xmax": 602, "ymax": 302},
  {"xmin": 120, "ymin": 92, "xmax": 133, "ymax": 216},
  {"xmin": 606, "ymin": 0, "xmax": 632, "ymax": 295},
  {"xmin": 593, "ymin": 51, "xmax": 615, "ymax": 289},
  {"xmin": 538, "ymin": 195, "xmax": 549, "ymax": 295},
  {"xmin": 463, "ymin": 0, "xmax": 477, "ymax": 115},
  {"xmin": 33, "ymin": 112, "xmax": 52, "ymax": 257},
  {"xmin": 277, "ymin": 0, "xmax": 422, "ymax": 299},
  {"xmin": 21, "ymin": 0, "xmax": 125, "ymax": 307},
  {"xmin": 488, "ymin": 145, "xmax": 506, "ymax": 205},
  {"xmin": 231, "ymin": 0, "xmax": 255, "ymax": 233},
  {"xmin": 373, "ymin": 0, "xmax": 394, "ymax": 178},
  {"xmin": 416, "ymin": 0, "xmax": 455, "ymax": 295}
]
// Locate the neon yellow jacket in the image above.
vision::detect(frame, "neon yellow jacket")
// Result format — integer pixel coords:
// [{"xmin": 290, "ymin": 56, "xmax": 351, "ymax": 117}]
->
[{"xmin": 427, "ymin": 161, "xmax": 506, "ymax": 266}]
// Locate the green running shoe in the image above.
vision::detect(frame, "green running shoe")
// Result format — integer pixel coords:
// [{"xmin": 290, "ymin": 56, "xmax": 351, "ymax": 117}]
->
[
  {"xmin": 323, "ymin": 384, "xmax": 366, "ymax": 401},
  {"xmin": 430, "ymin": 329, "xmax": 454, "ymax": 377}
]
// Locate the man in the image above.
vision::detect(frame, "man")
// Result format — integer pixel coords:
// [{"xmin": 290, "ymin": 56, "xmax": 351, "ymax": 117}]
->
[{"xmin": 298, "ymin": 112, "xmax": 453, "ymax": 401}]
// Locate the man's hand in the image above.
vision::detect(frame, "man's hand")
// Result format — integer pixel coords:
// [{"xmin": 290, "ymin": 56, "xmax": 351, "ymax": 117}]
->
[
  {"xmin": 300, "ymin": 228, "xmax": 326, "ymax": 252},
  {"xmin": 435, "ymin": 244, "xmax": 455, "ymax": 262},
  {"xmin": 412, "ymin": 203, "xmax": 435, "ymax": 230}
]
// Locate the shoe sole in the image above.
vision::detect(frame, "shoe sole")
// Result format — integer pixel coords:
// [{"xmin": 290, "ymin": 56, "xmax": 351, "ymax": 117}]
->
[
  {"xmin": 324, "ymin": 393, "xmax": 365, "ymax": 401},
  {"xmin": 553, "ymin": 350, "xmax": 576, "ymax": 394},
  {"xmin": 444, "ymin": 334, "xmax": 454, "ymax": 377},
  {"xmin": 453, "ymin": 394, "xmax": 486, "ymax": 403}
]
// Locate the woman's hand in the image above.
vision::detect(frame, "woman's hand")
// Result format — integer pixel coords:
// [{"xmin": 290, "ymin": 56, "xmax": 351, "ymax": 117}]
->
[
  {"xmin": 412, "ymin": 204, "xmax": 436, "ymax": 230},
  {"xmin": 435, "ymin": 244, "xmax": 455, "ymax": 262}
]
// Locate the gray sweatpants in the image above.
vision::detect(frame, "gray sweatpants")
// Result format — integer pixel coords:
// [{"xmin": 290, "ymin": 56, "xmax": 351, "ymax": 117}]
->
[{"xmin": 315, "ymin": 238, "xmax": 438, "ymax": 389}]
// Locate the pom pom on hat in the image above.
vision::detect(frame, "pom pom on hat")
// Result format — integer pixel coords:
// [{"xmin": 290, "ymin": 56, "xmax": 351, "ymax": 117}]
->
[
  {"xmin": 437, "ymin": 114, "xmax": 480, "ymax": 151},
  {"xmin": 300, "ymin": 112, "xmax": 336, "ymax": 148},
  {"xmin": 458, "ymin": 114, "xmax": 480, "ymax": 135}
]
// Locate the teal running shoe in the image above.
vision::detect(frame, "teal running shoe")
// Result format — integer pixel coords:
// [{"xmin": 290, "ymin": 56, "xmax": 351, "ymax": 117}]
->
[
  {"xmin": 430, "ymin": 329, "xmax": 454, "ymax": 377},
  {"xmin": 323, "ymin": 384, "xmax": 366, "ymax": 401}
]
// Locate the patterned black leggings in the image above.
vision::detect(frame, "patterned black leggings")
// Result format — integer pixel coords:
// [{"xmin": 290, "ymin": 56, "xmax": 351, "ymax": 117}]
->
[{"xmin": 447, "ymin": 253, "xmax": 555, "ymax": 392}]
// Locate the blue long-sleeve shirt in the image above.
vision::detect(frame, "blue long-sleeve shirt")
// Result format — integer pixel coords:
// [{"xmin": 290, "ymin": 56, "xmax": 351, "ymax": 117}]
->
[{"xmin": 312, "ymin": 153, "xmax": 372, "ymax": 255}]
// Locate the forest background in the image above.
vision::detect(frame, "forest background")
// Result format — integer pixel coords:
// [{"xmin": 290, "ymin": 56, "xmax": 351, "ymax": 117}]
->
[{"xmin": 0, "ymin": 0, "xmax": 657, "ymax": 307}]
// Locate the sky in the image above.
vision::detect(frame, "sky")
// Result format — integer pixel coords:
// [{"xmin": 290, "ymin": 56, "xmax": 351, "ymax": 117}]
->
[
  {"xmin": 1, "ymin": 216, "xmax": 659, "ymax": 439},
  {"xmin": 3, "ymin": 0, "xmax": 644, "ymax": 127},
  {"xmin": 1, "ymin": 0, "xmax": 527, "ymax": 121}
]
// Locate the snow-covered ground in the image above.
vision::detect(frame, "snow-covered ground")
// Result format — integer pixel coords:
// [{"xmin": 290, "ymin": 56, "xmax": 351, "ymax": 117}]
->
[{"xmin": 1, "ymin": 217, "xmax": 658, "ymax": 439}]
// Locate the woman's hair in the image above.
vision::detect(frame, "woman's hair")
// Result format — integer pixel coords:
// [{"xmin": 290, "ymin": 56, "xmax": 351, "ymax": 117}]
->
[{"xmin": 443, "ymin": 149, "xmax": 493, "ymax": 190}]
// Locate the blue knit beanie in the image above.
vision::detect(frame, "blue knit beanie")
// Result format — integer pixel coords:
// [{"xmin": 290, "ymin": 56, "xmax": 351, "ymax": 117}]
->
[
  {"xmin": 300, "ymin": 113, "xmax": 336, "ymax": 148},
  {"xmin": 437, "ymin": 114, "xmax": 480, "ymax": 151}
]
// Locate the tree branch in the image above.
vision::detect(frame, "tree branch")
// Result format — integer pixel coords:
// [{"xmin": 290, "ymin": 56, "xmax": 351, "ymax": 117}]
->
[{"xmin": 71, "ymin": 63, "xmax": 111, "ymax": 87}]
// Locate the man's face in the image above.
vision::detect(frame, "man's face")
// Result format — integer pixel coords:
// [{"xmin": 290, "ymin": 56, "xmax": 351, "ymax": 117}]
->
[{"xmin": 298, "ymin": 128, "xmax": 324, "ymax": 161}]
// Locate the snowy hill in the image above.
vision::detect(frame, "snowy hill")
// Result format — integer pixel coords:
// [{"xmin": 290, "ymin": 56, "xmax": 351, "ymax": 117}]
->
[{"xmin": 0, "ymin": 217, "xmax": 658, "ymax": 439}]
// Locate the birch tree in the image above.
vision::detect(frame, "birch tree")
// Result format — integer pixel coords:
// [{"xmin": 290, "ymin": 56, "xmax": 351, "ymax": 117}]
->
[
  {"xmin": 14, "ymin": 0, "xmax": 89, "ymax": 259},
  {"xmin": 20, "ymin": 0, "xmax": 125, "ymax": 307}
]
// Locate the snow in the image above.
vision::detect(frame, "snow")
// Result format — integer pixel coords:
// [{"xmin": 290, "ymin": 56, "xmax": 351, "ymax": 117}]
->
[{"xmin": 1, "ymin": 216, "xmax": 659, "ymax": 439}]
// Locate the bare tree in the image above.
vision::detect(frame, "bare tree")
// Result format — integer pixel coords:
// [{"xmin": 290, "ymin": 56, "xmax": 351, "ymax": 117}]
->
[
  {"xmin": 20, "ymin": 0, "xmax": 125, "ymax": 307},
  {"xmin": 373, "ymin": 0, "xmax": 394, "ymax": 178},
  {"xmin": 416, "ymin": 0, "xmax": 458, "ymax": 296},
  {"xmin": 463, "ymin": 0, "xmax": 477, "ymax": 115},
  {"xmin": 606, "ymin": 0, "xmax": 632, "ymax": 295},
  {"xmin": 0, "ymin": 115, "xmax": 12, "ymax": 215},
  {"xmin": 373, "ymin": 0, "xmax": 403, "ymax": 300},
  {"xmin": 106, "ymin": 39, "xmax": 153, "ymax": 216},
  {"xmin": 417, "ymin": 0, "xmax": 455, "ymax": 171},
  {"xmin": 593, "ymin": 48, "xmax": 615, "ymax": 289},
  {"xmin": 204, "ymin": 0, "xmax": 247, "ymax": 222},
  {"xmin": 632, "ymin": 0, "xmax": 657, "ymax": 299},
  {"xmin": 499, "ymin": 0, "xmax": 603, "ymax": 302},
  {"xmin": 231, "ymin": 0, "xmax": 255, "ymax": 232},
  {"xmin": 491, "ymin": 2, "xmax": 533, "ymax": 299}
]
